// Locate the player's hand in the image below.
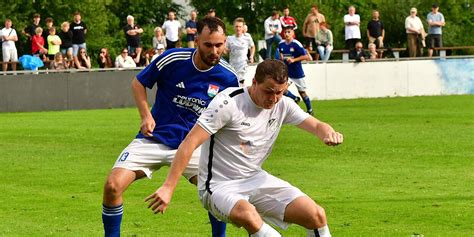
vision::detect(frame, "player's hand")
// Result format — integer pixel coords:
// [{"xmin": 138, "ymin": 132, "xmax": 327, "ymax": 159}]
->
[
  {"xmin": 140, "ymin": 116, "xmax": 155, "ymax": 137},
  {"xmin": 286, "ymin": 58, "xmax": 294, "ymax": 64},
  {"xmin": 145, "ymin": 186, "xmax": 173, "ymax": 214},
  {"xmin": 249, "ymin": 57, "xmax": 254, "ymax": 64},
  {"xmin": 323, "ymin": 131, "xmax": 343, "ymax": 146}
]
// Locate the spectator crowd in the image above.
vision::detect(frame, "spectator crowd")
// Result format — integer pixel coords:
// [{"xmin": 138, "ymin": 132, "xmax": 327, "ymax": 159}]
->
[{"xmin": 1, "ymin": 3, "xmax": 447, "ymax": 72}]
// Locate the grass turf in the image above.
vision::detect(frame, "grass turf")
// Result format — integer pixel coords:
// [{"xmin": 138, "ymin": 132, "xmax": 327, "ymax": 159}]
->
[{"xmin": 0, "ymin": 95, "xmax": 472, "ymax": 236}]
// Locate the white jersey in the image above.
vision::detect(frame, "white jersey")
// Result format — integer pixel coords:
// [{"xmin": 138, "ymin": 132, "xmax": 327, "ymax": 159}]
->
[
  {"xmin": 196, "ymin": 87, "xmax": 309, "ymax": 192},
  {"xmin": 226, "ymin": 34, "xmax": 254, "ymax": 73}
]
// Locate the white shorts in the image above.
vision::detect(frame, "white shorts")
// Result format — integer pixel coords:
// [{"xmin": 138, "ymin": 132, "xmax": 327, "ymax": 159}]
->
[
  {"xmin": 2, "ymin": 47, "xmax": 18, "ymax": 62},
  {"xmin": 112, "ymin": 138, "xmax": 200, "ymax": 180},
  {"xmin": 289, "ymin": 77, "xmax": 307, "ymax": 92},
  {"xmin": 199, "ymin": 171, "xmax": 306, "ymax": 229}
]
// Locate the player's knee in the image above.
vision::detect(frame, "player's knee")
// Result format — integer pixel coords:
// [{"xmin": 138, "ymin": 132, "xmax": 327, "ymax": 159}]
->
[
  {"xmin": 103, "ymin": 177, "xmax": 123, "ymax": 199},
  {"xmin": 306, "ymin": 205, "xmax": 327, "ymax": 229},
  {"xmin": 230, "ymin": 204, "xmax": 261, "ymax": 229}
]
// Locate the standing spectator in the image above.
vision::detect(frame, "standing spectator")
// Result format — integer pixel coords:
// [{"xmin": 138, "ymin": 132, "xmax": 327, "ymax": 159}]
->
[
  {"xmin": 303, "ymin": 5, "xmax": 325, "ymax": 54},
  {"xmin": 152, "ymin": 26, "xmax": 167, "ymax": 51},
  {"xmin": 315, "ymin": 22, "xmax": 333, "ymax": 62},
  {"xmin": 367, "ymin": 10, "xmax": 385, "ymax": 49},
  {"xmin": 124, "ymin": 15, "xmax": 143, "ymax": 55},
  {"xmin": 47, "ymin": 27, "xmax": 61, "ymax": 61},
  {"xmin": 264, "ymin": 10, "xmax": 282, "ymax": 59},
  {"xmin": 49, "ymin": 52, "xmax": 68, "ymax": 70},
  {"xmin": 22, "ymin": 13, "xmax": 41, "ymax": 54},
  {"xmin": 185, "ymin": 10, "xmax": 198, "ymax": 48},
  {"xmin": 71, "ymin": 11, "xmax": 88, "ymax": 57},
  {"xmin": 368, "ymin": 43, "xmax": 379, "ymax": 59},
  {"xmin": 405, "ymin": 8, "xmax": 424, "ymax": 57},
  {"xmin": 349, "ymin": 41, "xmax": 367, "ymax": 62},
  {"xmin": 115, "ymin": 48, "xmax": 136, "ymax": 68},
  {"xmin": 279, "ymin": 6, "xmax": 298, "ymax": 39},
  {"xmin": 1, "ymin": 18, "xmax": 18, "ymax": 72},
  {"xmin": 278, "ymin": 27, "xmax": 314, "ymax": 115},
  {"xmin": 97, "ymin": 48, "xmax": 113, "ymax": 68},
  {"xmin": 58, "ymin": 21, "xmax": 73, "ymax": 61},
  {"xmin": 162, "ymin": 10, "xmax": 181, "ymax": 49},
  {"xmin": 74, "ymin": 47, "xmax": 91, "ymax": 69},
  {"xmin": 226, "ymin": 17, "xmax": 255, "ymax": 86},
  {"xmin": 344, "ymin": 6, "xmax": 361, "ymax": 49},
  {"xmin": 427, "ymin": 3, "xmax": 445, "ymax": 57},
  {"xmin": 32, "ymin": 27, "xmax": 47, "ymax": 61},
  {"xmin": 42, "ymin": 17, "xmax": 54, "ymax": 51}
]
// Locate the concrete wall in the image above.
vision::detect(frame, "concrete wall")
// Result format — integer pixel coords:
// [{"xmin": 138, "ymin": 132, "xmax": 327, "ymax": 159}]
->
[
  {"xmin": 1, "ymin": 58, "xmax": 472, "ymax": 112},
  {"xmin": 0, "ymin": 70, "xmax": 156, "ymax": 112}
]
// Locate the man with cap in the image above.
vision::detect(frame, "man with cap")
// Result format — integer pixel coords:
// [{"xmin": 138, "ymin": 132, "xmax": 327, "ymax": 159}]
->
[{"xmin": 427, "ymin": 3, "xmax": 445, "ymax": 57}]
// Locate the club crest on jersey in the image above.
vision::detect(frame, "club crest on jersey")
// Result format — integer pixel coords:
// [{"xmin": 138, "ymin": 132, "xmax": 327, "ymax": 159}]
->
[
  {"xmin": 207, "ymin": 84, "xmax": 220, "ymax": 97},
  {"xmin": 290, "ymin": 47, "xmax": 294, "ymax": 52}
]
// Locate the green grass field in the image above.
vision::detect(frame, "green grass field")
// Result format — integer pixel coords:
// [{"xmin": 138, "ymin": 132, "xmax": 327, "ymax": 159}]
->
[{"xmin": 0, "ymin": 95, "xmax": 473, "ymax": 236}]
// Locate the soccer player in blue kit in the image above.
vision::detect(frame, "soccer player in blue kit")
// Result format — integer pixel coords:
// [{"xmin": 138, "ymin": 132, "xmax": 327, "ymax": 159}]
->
[
  {"xmin": 278, "ymin": 26, "xmax": 314, "ymax": 115},
  {"xmin": 101, "ymin": 17, "xmax": 238, "ymax": 237}
]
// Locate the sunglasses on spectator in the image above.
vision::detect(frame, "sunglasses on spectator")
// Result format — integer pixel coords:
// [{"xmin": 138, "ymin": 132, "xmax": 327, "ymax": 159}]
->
[{"xmin": 122, "ymin": 51, "xmax": 128, "ymax": 53}]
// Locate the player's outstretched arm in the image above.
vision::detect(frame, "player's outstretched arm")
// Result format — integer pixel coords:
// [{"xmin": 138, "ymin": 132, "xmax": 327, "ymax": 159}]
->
[
  {"xmin": 297, "ymin": 116, "xmax": 343, "ymax": 146},
  {"xmin": 132, "ymin": 78, "xmax": 155, "ymax": 136},
  {"xmin": 145, "ymin": 124, "xmax": 210, "ymax": 214}
]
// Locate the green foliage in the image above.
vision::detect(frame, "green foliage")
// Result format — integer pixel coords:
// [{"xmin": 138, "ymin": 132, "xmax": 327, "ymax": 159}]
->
[{"xmin": 0, "ymin": 95, "xmax": 473, "ymax": 235}]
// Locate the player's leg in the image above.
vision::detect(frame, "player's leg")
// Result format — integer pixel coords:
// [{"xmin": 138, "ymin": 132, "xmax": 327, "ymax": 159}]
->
[
  {"xmin": 102, "ymin": 168, "xmax": 146, "ymax": 237},
  {"xmin": 229, "ymin": 200, "xmax": 281, "ymax": 236},
  {"xmin": 293, "ymin": 78, "xmax": 313, "ymax": 115},
  {"xmin": 2, "ymin": 51, "xmax": 9, "ymax": 71},
  {"xmin": 283, "ymin": 196, "xmax": 331, "ymax": 237}
]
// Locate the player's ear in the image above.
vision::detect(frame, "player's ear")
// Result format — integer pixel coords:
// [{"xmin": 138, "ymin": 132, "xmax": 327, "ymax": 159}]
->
[{"xmin": 252, "ymin": 78, "xmax": 257, "ymax": 86}]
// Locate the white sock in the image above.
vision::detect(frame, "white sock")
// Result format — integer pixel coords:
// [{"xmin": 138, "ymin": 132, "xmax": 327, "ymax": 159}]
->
[
  {"xmin": 250, "ymin": 223, "xmax": 281, "ymax": 237},
  {"xmin": 306, "ymin": 225, "xmax": 331, "ymax": 237}
]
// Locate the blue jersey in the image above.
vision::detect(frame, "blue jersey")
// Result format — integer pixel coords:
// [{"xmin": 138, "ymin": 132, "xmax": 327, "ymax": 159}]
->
[
  {"xmin": 136, "ymin": 48, "xmax": 239, "ymax": 149},
  {"xmin": 277, "ymin": 39, "xmax": 306, "ymax": 79}
]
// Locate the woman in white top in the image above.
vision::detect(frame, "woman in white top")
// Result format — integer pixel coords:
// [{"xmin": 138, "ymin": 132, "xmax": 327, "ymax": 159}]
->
[
  {"xmin": 405, "ymin": 8, "xmax": 425, "ymax": 57},
  {"xmin": 115, "ymin": 48, "xmax": 136, "ymax": 68}
]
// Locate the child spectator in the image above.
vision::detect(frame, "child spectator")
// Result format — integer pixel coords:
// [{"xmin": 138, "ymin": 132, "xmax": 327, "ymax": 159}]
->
[
  {"xmin": 49, "ymin": 52, "xmax": 68, "ymax": 70},
  {"xmin": 47, "ymin": 27, "xmax": 61, "ymax": 60},
  {"xmin": 58, "ymin": 22, "xmax": 73, "ymax": 61},
  {"xmin": 32, "ymin": 27, "xmax": 47, "ymax": 61},
  {"xmin": 43, "ymin": 17, "xmax": 54, "ymax": 50},
  {"xmin": 98, "ymin": 48, "xmax": 113, "ymax": 68},
  {"xmin": 74, "ymin": 47, "xmax": 91, "ymax": 69}
]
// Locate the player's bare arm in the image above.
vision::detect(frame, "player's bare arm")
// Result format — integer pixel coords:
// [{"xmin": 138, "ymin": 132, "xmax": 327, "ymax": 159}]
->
[
  {"xmin": 297, "ymin": 116, "xmax": 343, "ymax": 146},
  {"xmin": 131, "ymin": 78, "xmax": 155, "ymax": 137},
  {"xmin": 145, "ymin": 124, "xmax": 210, "ymax": 214}
]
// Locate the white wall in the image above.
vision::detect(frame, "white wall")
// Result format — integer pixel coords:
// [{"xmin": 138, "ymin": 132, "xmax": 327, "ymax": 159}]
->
[{"xmin": 243, "ymin": 58, "xmax": 473, "ymax": 100}]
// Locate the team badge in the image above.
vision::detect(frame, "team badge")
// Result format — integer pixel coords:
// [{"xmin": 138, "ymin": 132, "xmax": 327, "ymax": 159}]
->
[
  {"xmin": 290, "ymin": 47, "xmax": 294, "ymax": 52},
  {"xmin": 208, "ymin": 84, "xmax": 220, "ymax": 97}
]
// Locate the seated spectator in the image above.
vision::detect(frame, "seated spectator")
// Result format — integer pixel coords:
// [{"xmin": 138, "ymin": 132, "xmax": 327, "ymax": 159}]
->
[
  {"xmin": 368, "ymin": 43, "xmax": 379, "ymax": 59},
  {"xmin": 151, "ymin": 44, "xmax": 165, "ymax": 61},
  {"xmin": 47, "ymin": 27, "xmax": 61, "ymax": 61},
  {"xmin": 58, "ymin": 21, "xmax": 73, "ymax": 61},
  {"xmin": 32, "ymin": 27, "xmax": 47, "ymax": 61},
  {"xmin": 315, "ymin": 22, "xmax": 333, "ymax": 62},
  {"xmin": 349, "ymin": 41, "xmax": 367, "ymax": 62},
  {"xmin": 74, "ymin": 47, "xmax": 91, "ymax": 69},
  {"xmin": 98, "ymin": 47, "xmax": 113, "ymax": 68},
  {"xmin": 115, "ymin": 48, "xmax": 136, "ymax": 68},
  {"xmin": 131, "ymin": 47, "xmax": 149, "ymax": 67},
  {"xmin": 49, "ymin": 52, "xmax": 68, "ymax": 70},
  {"xmin": 152, "ymin": 26, "xmax": 167, "ymax": 50}
]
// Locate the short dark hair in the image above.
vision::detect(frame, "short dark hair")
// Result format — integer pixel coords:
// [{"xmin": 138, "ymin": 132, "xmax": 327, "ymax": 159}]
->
[
  {"xmin": 283, "ymin": 6, "xmax": 289, "ymax": 10},
  {"xmin": 73, "ymin": 11, "xmax": 81, "ymax": 16},
  {"xmin": 33, "ymin": 13, "xmax": 40, "ymax": 18},
  {"xmin": 255, "ymin": 59, "xmax": 288, "ymax": 84},
  {"xmin": 233, "ymin": 17, "xmax": 245, "ymax": 25},
  {"xmin": 45, "ymin": 17, "xmax": 53, "ymax": 23},
  {"xmin": 271, "ymin": 10, "xmax": 279, "ymax": 17},
  {"xmin": 197, "ymin": 17, "xmax": 226, "ymax": 35}
]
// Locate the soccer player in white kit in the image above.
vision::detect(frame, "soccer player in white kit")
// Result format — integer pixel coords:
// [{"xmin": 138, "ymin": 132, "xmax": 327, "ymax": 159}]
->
[
  {"xmin": 225, "ymin": 17, "xmax": 255, "ymax": 86},
  {"xmin": 146, "ymin": 60, "xmax": 343, "ymax": 237}
]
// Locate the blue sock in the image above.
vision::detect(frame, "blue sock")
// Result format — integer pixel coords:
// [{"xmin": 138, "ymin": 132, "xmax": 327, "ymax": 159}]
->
[
  {"xmin": 102, "ymin": 204, "xmax": 123, "ymax": 237},
  {"xmin": 303, "ymin": 96, "xmax": 313, "ymax": 112},
  {"xmin": 284, "ymin": 90, "xmax": 297, "ymax": 100},
  {"xmin": 208, "ymin": 212, "xmax": 226, "ymax": 237}
]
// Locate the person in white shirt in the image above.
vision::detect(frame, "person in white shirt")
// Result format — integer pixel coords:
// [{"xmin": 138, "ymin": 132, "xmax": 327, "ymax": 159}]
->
[
  {"xmin": 405, "ymin": 7, "xmax": 425, "ymax": 57},
  {"xmin": 1, "ymin": 18, "xmax": 18, "ymax": 71},
  {"xmin": 115, "ymin": 48, "xmax": 136, "ymax": 68},
  {"xmin": 162, "ymin": 10, "xmax": 181, "ymax": 49},
  {"xmin": 264, "ymin": 11, "xmax": 282, "ymax": 59},
  {"xmin": 146, "ymin": 59, "xmax": 344, "ymax": 237},
  {"xmin": 226, "ymin": 17, "xmax": 255, "ymax": 86},
  {"xmin": 343, "ymin": 6, "xmax": 361, "ymax": 49}
]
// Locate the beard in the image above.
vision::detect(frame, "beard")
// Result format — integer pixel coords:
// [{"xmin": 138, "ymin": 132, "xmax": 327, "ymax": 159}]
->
[{"xmin": 198, "ymin": 48, "xmax": 221, "ymax": 67}]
